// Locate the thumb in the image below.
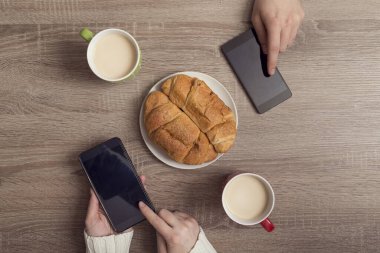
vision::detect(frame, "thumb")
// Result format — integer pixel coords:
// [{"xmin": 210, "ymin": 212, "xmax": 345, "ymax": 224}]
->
[
  {"xmin": 157, "ymin": 232, "xmax": 168, "ymax": 253},
  {"xmin": 87, "ymin": 189, "xmax": 100, "ymax": 219}
]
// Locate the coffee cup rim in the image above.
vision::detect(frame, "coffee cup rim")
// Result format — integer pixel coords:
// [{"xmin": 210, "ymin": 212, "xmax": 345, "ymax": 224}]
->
[
  {"xmin": 222, "ymin": 173, "xmax": 275, "ymax": 226},
  {"xmin": 86, "ymin": 28, "xmax": 141, "ymax": 82}
]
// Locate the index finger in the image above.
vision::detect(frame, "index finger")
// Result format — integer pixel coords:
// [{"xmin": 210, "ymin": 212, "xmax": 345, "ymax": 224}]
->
[
  {"xmin": 139, "ymin": 201, "xmax": 172, "ymax": 238},
  {"xmin": 266, "ymin": 20, "xmax": 281, "ymax": 75}
]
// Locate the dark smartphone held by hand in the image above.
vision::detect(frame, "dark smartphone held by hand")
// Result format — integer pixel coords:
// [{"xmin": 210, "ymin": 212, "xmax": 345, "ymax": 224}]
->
[
  {"xmin": 79, "ymin": 137, "xmax": 155, "ymax": 233},
  {"xmin": 221, "ymin": 28, "xmax": 292, "ymax": 114}
]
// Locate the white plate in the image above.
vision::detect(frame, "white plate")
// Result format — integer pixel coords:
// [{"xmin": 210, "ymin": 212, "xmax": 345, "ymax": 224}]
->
[{"xmin": 139, "ymin": 71, "xmax": 238, "ymax": 169}]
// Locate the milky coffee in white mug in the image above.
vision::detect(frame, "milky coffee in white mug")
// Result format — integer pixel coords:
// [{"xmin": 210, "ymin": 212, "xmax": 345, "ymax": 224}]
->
[
  {"xmin": 222, "ymin": 173, "xmax": 275, "ymax": 232},
  {"xmin": 80, "ymin": 28, "xmax": 141, "ymax": 82}
]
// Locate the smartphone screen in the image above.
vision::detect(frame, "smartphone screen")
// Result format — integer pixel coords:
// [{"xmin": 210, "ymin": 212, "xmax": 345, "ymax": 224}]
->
[
  {"xmin": 79, "ymin": 137, "xmax": 155, "ymax": 232},
  {"xmin": 221, "ymin": 28, "xmax": 292, "ymax": 114}
]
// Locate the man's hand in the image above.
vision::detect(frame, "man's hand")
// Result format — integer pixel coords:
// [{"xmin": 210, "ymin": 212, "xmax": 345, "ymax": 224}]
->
[
  {"xmin": 139, "ymin": 201, "xmax": 200, "ymax": 253},
  {"xmin": 252, "ymin": 0, "xmax": 304, "ymax": 75}
]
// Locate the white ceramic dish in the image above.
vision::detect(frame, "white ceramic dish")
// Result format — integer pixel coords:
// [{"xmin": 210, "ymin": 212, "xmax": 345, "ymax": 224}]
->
[{"xmin": 139, "ymin": 71, "xmax": 238, "ymax": 169}]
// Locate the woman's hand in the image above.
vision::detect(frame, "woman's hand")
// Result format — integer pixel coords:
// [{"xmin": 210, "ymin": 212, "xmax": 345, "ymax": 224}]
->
[
  {"xmin": 252, "ymin": 0, "xmax": 304, "ymax": 75},
  {"xmin": 85, "ymin": 176, "xmax": 146, "ymax": 237},
  {"xmin": 85, "ymin": 188, "xmax": 115, "ymax": 237},
  {"xmin": 139, "ymin": 201, "xmax": 200, "ymax": 253}
]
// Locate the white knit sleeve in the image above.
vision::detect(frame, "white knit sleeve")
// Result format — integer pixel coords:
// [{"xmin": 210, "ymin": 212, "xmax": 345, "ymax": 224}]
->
[
  {"xmin": 84, "ymin": 230, "xmax": 134, "ymax": 253},
  {"xmin": 190, "ymin": 228, "xmax": 217, "ymax": 253}
]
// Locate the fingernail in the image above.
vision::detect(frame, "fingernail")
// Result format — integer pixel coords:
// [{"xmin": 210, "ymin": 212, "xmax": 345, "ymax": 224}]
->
[
  {"xmin": 139, "ymin": 201, "xmax": 146, "ymax": 208},
  {"xmin": 269, "ymin": 69, "xmax": 275, "ymax": 75}
]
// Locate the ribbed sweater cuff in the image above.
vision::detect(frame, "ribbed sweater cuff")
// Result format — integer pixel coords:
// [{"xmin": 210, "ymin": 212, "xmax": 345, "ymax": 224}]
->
[
  {"xmin": 84, "ymin": 229, "xmax": 134, "ymax": 253},
  {"xmin": 190, "ymin": 227, "xmax": 217, "ymax": 253}
]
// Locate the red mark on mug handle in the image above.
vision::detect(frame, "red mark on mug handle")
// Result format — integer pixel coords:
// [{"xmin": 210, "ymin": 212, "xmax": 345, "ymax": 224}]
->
[{"xmin": 260, "ymin": 218, "xmax": 275, "ymax": 232}]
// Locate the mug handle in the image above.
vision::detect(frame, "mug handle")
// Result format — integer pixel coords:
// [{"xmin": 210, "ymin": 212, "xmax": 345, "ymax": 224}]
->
[
  {"xmin": 80, "ymin": 28, "xmax": 94, "ymax": 42},
  {"xmin": 260, "ymin": 218, "xmax": 275, "ymax": 232}
]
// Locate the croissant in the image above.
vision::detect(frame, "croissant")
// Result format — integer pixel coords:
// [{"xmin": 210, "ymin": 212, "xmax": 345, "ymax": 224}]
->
[
  {"xmin": 162, "ymin": 75, "xmax": 236, "ymax": 153},
  {"xmin": 144, "ymin": 91, "xmax": 217, "ymax": 165}
]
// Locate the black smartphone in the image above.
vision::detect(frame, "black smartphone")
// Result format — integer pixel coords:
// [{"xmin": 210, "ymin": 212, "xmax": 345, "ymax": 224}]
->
[
  {"xmin": 221, "ymin": 28, "xmax": 292, "ymax": 114},
  {"xmin": 79, "ymin": 137, "xmax": 155, "ymax": 233}
]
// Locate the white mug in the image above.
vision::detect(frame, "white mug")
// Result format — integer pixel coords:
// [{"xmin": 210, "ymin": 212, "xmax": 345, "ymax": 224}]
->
[
  {"xmin": 222, "ymin": 172, "xmax": 275, "ymax": 232},
  {"xmin": 80, "ymin": 28, "xmax": 141, "ymax": 82}
]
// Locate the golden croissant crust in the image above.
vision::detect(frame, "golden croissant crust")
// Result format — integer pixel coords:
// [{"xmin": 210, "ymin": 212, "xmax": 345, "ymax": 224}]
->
[
  {"xmin": 162, "ymin": 75, "xmax": 237, "ymax": 153},
  {"xmin": 144, "ymin": 91, "xmax": 217, "ymax": 165}
]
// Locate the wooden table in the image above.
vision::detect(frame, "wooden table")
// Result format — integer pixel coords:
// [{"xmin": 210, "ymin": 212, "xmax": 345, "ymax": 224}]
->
[{"xmin": 1, "ymin": 1, "xmax": 380, "ymax": 252}]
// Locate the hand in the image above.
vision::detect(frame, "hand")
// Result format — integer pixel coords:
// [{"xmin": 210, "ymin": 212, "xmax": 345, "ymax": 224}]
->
[
  {"xmin": 139, "ymin": 201, "xmax": 200, "ymax": 253},
  {"xmin": 85, "ymin": 175, "xmax": 146, "ymax": 237},
  {"xmin": 251, "ymin": 0, "xmax": 304, "ymax": 75}
]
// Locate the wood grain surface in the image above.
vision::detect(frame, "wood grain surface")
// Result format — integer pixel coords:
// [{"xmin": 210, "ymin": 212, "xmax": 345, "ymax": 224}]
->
[{"xmin": 1, "ymin": 0, "xmax": 380, "ymax": 252}]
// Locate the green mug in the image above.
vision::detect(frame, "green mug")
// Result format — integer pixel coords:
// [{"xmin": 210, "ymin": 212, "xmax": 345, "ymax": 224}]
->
[{"xmin": 80, "ymin": 28, "xmax": 141, "ymax": 82}]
